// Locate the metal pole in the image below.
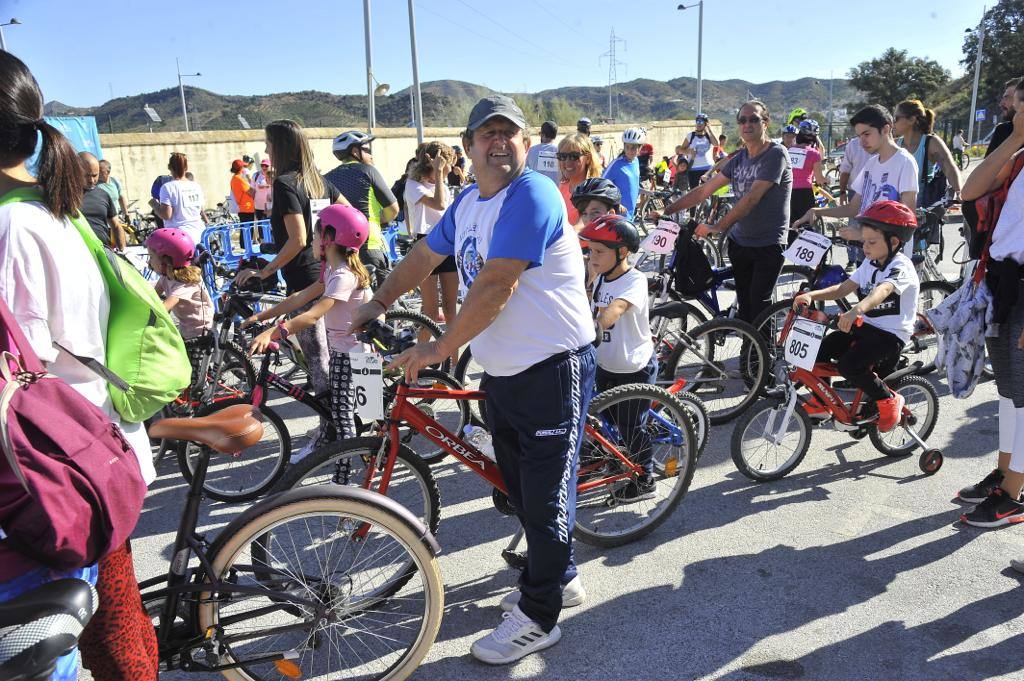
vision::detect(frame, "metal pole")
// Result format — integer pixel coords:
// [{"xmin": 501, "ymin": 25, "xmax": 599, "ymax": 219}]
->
[
  {"xmin": 177, "ymin": 58, "xmax": 190, "ymax": 133},
  {"xmin": 967, "ymin": 8, "xmax": 985, "ymax": 145},
  {"xmin": 407, "ymin": 0, "xmax": 424, "ymax": 144},
  {"xmin": 696, "ymin": 0, "xmax": 703, "ymax": 115},
  {"xmin": 827, "ymin": 73, "xmax": 834, "ymax": 151},
  {"xmin": 364, "ymin": 0, "xmax": 375, "ymax": 132},
  {"xmin": 0, "ymin": 26, "xmax": 6, "ymax": 52}
]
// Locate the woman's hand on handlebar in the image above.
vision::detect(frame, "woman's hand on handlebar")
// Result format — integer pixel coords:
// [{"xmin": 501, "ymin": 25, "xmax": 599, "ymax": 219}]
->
[
  {"xmin": 792, "ymin": 293, "xmax": 813, "ymax": 310},
  {"xmin": 236, "ymin": 268, "xmax": 260, "ymax": 285}
]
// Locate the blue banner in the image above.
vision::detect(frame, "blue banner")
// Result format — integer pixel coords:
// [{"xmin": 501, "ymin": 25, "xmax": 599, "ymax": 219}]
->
[{"xmin": 26, "ymin": 116, "xmax": 103, "ymax": 175}]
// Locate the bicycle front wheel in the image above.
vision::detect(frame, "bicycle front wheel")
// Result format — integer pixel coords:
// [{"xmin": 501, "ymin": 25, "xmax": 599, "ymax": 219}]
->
[
  {"xmin": 731, "ymin": 397, "xmax": 812, "ymax": 481},
  {"xmin": 199, "ymin": 487, "xmax": 443, "ymax": 681},
  {"xmin": 177, "ymin": 398, "xmax": 291, "ymax": 502},
  {"xmin": 664, "ymin": 317, "xmax": 769, "ymax": 424},
  {"xmin": 574, "ymin": 384, "xmax": 698, "ymax": 548}
]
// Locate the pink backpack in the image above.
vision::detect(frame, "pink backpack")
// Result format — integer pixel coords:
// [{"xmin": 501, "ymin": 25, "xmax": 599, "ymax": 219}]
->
[{"xmin": 0, "ymin": 298, "xmax": 146, "ymax": 569}]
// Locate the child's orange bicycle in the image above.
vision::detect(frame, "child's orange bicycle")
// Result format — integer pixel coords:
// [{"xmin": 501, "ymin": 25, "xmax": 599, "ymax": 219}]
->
[{"xmin": 731, "ymin": 305, "xmax": 944, "ymax": 481}]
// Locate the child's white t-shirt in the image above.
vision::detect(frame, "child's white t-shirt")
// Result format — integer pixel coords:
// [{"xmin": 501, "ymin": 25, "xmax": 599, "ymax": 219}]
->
[
  {"xmin": 850, "ymin": 252, "xmax": 919, "ymax": 343},
  {"xmin": 592, "ymin": 267, "xmax": 654, "ymax": 373}
]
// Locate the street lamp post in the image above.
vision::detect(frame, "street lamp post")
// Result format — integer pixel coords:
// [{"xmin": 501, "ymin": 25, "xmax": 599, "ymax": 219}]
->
[
  {"xmin": 677, "ymin": 2, "xmax": 704, "ymax": 116},
  {"xmin": 0, "ymin": 18, "xmax": 22, "ymax": 52},
  {"xmin": 176, "ymin": 57, "xmax": 201, "ymax": 133},
  {"xmin": 407, "ymin": 0, "xmax": 425, "ymax": 144},
  {"xmin": 966, "ymin": 10, "xmax": 986, "ymax": 145},
  {"xmin": 363, "ymin": 0, "xmax": 376, "ymax": 132}
]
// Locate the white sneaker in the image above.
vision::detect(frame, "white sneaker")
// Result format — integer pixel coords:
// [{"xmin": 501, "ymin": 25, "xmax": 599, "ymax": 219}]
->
[
  {"xmin": 289, "ymin": 426, "xmax": 321, "ymax": 465},
  {"xmin": 470, "ymin": 605, "xmax": 561, "ymax": 665},
  {"xmin": 500, "ymin": 575, "xmax": 585, "ymax": 612}
]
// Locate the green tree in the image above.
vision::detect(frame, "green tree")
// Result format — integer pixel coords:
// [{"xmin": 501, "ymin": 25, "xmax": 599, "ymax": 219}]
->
[
  {"xmin": 961, "ymin": 0, "xmax": 1024, "ymax": 115},
  {"xmin": 846, "ymin": 48, "xmax": 951, "ymax": 112}
]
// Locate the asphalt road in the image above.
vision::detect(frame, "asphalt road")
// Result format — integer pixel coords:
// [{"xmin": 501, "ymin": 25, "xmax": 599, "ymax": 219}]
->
[{"xmin": 95, "ymin": 209, "xmax": 1024, "ymax": 681}]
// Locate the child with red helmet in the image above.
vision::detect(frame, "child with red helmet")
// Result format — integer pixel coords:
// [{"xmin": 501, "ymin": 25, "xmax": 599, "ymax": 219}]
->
[
  {"xmin": 147, "ymin": 228, "xmax": 214, "ymax": 395},
  {"xmin": 244, "ymin": 204, "xmax": 378, "ymax": 461},
  {"xmin": 792, "ymin": 200, "xmax": 920, "ymax": 432},
  {"xmin": 579, "ymin": 214, "xmax": 659, "ymax": 500}
]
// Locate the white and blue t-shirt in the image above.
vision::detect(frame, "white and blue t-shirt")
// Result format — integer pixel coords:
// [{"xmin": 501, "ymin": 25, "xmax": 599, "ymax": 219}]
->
[
  {"xmin": 603, "ymin": 156, "xmax": 640, "ymax": 217},
  {"xmin": 425, "ymin": 169, "xmax": 595, "ymax": 376}
]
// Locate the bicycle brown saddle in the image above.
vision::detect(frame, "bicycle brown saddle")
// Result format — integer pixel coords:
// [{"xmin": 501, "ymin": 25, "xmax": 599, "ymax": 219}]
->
[{"xmin": 149, "ymin": 404, "xmax": 264, "ymax": 453}]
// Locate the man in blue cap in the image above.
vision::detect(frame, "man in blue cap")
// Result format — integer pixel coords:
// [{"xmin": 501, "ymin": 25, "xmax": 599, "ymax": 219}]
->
[{"xmin": 351, "ymin": 94, "xmax": 596, "ymax": 664}]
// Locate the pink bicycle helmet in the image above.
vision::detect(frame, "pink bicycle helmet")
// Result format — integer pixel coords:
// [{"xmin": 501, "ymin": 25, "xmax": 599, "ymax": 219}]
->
[
  {"xmin": 317, "ymin": 204, "xmax": 369, "ymax": 252},
  {"xmin": 146, "ymin": 228, "xmax": 195, "ymax": 268}
]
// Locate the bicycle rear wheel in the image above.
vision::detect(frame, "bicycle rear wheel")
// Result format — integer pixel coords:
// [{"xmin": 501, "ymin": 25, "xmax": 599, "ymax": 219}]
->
[
  {"xmin": 177, "ymin": 398, "xmax": 291, "ymax": 502},
  {"xmin": 663, "ymin": 317, "xmax": 769, "ymax": 424},
  {"xmin": 574, "ymin": 384, "xmax": 698, "ymax": 548},
  {"xmin": 273, "ymin": 436, "xmax": 440, "ymax": 538},
  {"xmin": 199, "ymin": 487, "xmax": 443, "ymax": 681}
]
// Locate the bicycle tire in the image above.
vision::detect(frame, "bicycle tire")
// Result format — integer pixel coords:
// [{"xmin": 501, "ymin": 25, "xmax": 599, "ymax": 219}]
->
[
  {"xmin": 574, "ymin": 383, "xmax": 698, "ymax": 548},
  {"xmin": 176, "ymin": 398, "xmax": 291, "ymax": 502},
  {"xmin": 663, "ymin": 316, "xmax": 770, "ymax": 424},
  {"xmin": 193, "ymin": 341, "xmax": 257, "ymax": 409},
  {"xmin": 699, "ymin": 236, "xmax": 722, "ymax": 269},
  {"xmin": 869, "ymin": 375, "xmax": 939, "ymax": 457},
  {"xmin": 385, "ymin": 309, "xmax": 452, "ymax": 374},
  {"xmin": 775, "ymin": 265, "xmax": 815, "ymax": 302},
  {"xmin": 199, "ymin": 487, "xmax": 443, "ymax": 681},
  {"xmin": 668, "ymin": 390, "xmax": 710, "ymax": 457},
  {"xmin": 273, "ymin": 436, "xmax": 441, "ymax": 538},
  {"xmin": 731, "ymin": 397, "xmax": 813, "ymax": 481}
]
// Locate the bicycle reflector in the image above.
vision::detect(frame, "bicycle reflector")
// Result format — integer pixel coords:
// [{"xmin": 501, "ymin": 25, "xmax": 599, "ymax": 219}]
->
[{"xmin": 274, "ymin": 659, "xmax": 302, "ymax": 679}]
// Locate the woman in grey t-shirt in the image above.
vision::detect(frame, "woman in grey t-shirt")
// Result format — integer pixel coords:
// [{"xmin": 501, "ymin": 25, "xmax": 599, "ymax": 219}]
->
[{"xmin": 653, "ymin": 100, "xmax": 792, "ymax": 322}]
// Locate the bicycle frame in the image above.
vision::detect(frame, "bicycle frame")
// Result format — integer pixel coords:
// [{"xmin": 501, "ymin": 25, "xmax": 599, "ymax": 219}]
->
[{"xmin": 362, "ymin": 382, "xmax": 645, "ymax": 503}]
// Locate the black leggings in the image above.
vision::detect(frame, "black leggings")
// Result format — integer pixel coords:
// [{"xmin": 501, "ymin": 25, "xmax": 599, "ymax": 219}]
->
[
  {"xmin": 818, "ymin": 324, "xmax": 904, "ymax": 401},
  {"xmin": 726, "ymin": 239, "xmax": 784, "ymax": 323}
]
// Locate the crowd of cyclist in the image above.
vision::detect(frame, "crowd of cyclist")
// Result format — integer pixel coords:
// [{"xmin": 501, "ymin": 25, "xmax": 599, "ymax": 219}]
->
[{"xmin": 4, "ymin": 39, "xmax": 1024, "ymax": 676}]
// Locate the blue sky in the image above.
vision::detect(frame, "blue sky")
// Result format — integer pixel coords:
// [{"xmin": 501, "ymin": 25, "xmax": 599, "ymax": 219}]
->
[{"xmin": 3, "ymin": 0, "xmax": 986, "ymax": 107}]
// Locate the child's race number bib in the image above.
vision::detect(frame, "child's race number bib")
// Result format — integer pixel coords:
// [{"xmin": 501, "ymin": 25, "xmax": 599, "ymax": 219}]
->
[
  {"xmin": 350, "ymin": 352, "xmax": 384, "ymax": 421},
  {"xmin": 783, "ymin": 230, "xmax": 831, "ymax": 267},
  {"xmin": 639, "ymin": 220, "xmax": 681, "ymax": 255},
  {"xmin": 784, "ymin": 318, "xmax": 826, "ymax": 371}
]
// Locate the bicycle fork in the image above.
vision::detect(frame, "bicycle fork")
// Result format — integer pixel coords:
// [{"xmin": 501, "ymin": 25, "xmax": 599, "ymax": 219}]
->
[{"xmin": 765, "ymin": 385, "xmax": 800, "ymax": 445}]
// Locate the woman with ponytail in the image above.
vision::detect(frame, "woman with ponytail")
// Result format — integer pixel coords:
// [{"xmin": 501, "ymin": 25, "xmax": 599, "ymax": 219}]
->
[
  {"xmin": 894, "ymin": 99, "xmax": 962, "ymax": 206},
  {"xmin": 0, "ymin": 51, "xmax": 158, "ymax": 680}
]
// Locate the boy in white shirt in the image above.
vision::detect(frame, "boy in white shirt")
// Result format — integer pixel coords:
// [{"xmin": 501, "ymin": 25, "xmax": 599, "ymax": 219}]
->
[
  {"xmin": 579, "ymin": 214, "xmax": 658, "ymax": 500},
  {"xmin": 792, "ymin": 200, "xmax": 920, "ymax": 432},
  {"xmin": 792, "ymin": 105, "xmax": 918, "ymax": 254}
]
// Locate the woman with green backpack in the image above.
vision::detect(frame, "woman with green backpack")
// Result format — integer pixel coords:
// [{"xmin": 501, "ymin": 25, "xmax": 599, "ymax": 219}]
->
[{"xmin": 0, "ymin": 52, "xmax": 160, "ymax": 680}]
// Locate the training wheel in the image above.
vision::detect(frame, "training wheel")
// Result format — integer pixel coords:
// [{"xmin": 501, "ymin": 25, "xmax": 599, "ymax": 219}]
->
[{"xmin": 919, "ymin": 448, "xmax": 943, "ymax": 475}]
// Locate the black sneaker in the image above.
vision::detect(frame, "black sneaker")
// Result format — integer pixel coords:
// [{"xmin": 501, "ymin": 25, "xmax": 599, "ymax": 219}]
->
[
  {"xmin": 960, "ymin": 488, "xmax": 1024, "ymax": 528},
  {"xmin": 613, "ymin": 475, "xmax": 657, "ymax": 503},
  {"xmin": 958, "ymin": 469, "xmax": 1005, "ymax": 504}
]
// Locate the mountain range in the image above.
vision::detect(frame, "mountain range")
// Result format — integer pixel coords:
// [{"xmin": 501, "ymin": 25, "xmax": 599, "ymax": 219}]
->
[{"xmin": 45, "ymin": 76, "xmax": 862, "ymax": 135}]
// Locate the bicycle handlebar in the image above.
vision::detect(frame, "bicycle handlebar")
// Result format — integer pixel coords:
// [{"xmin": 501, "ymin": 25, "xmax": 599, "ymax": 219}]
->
[{"xmin": 793, "ymin": 303, "xmax": 863, "ymax": 329}]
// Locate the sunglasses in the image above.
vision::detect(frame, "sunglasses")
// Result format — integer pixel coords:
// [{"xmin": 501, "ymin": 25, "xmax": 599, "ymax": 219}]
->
[
  {"xmin": 557, "ymin": 152, "xmax": 582, "ymax": 161},
  {"xmin": 736, "ymin": 116, "xmax": 764, "ymax": 125}
]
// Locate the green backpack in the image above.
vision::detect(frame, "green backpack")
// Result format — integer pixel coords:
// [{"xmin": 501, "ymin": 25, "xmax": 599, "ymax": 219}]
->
[{"xmin": 0, "ymin": 187, "xmax": 191, "ymax": 422}]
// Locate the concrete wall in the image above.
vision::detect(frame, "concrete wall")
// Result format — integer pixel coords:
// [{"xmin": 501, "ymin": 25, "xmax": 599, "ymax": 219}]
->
[{"xmin": 98, "ymin": 119, "xmax": 708, "ymax": 209}]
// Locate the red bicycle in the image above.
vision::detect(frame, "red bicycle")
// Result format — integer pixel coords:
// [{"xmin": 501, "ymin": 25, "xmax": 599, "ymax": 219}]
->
[
  {"xmin": 731, "ymin": 306, "xmax": 943, "ymax": 481},
  {"xmin": 274, "ymin": 322, "xmax": 700, "ymax": 550}
]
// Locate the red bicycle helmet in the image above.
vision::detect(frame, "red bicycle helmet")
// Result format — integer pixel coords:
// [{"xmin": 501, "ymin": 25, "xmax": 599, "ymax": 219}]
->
[
  {"xmin": 146, "ymin": 228, "xmax": 195, "ymax": 268},
  {"xmin": 317, "ymin": 204, "xmax": 370, "ymax": 252},
  {"xmin": 857, "ymin": 200, "xmax": 917, "ymax": 244},
  {"xmin": 578, "ymin": 214, "xmax": 641, "ymax": 253}
]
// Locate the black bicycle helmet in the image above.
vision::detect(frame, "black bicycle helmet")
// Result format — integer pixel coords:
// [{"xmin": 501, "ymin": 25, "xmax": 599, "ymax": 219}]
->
[{"xmin": 571, "ymin": 177, "xmax": 622, "ymax": 212}]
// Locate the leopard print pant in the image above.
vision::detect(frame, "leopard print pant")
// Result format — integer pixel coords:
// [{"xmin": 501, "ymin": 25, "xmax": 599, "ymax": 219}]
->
[{"xmin": 78, "ymin": 541, "xmax": 158, "ymax": 680}]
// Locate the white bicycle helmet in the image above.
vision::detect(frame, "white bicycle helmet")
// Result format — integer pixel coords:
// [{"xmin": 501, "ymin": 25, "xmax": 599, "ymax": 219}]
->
[
  {"xmin": 622, "ymin": 127, "xmax": 647, "ymax": 145},
  {"xmin": 332, "ymin": 130, "xmax": 375, "ymax": 154}
]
